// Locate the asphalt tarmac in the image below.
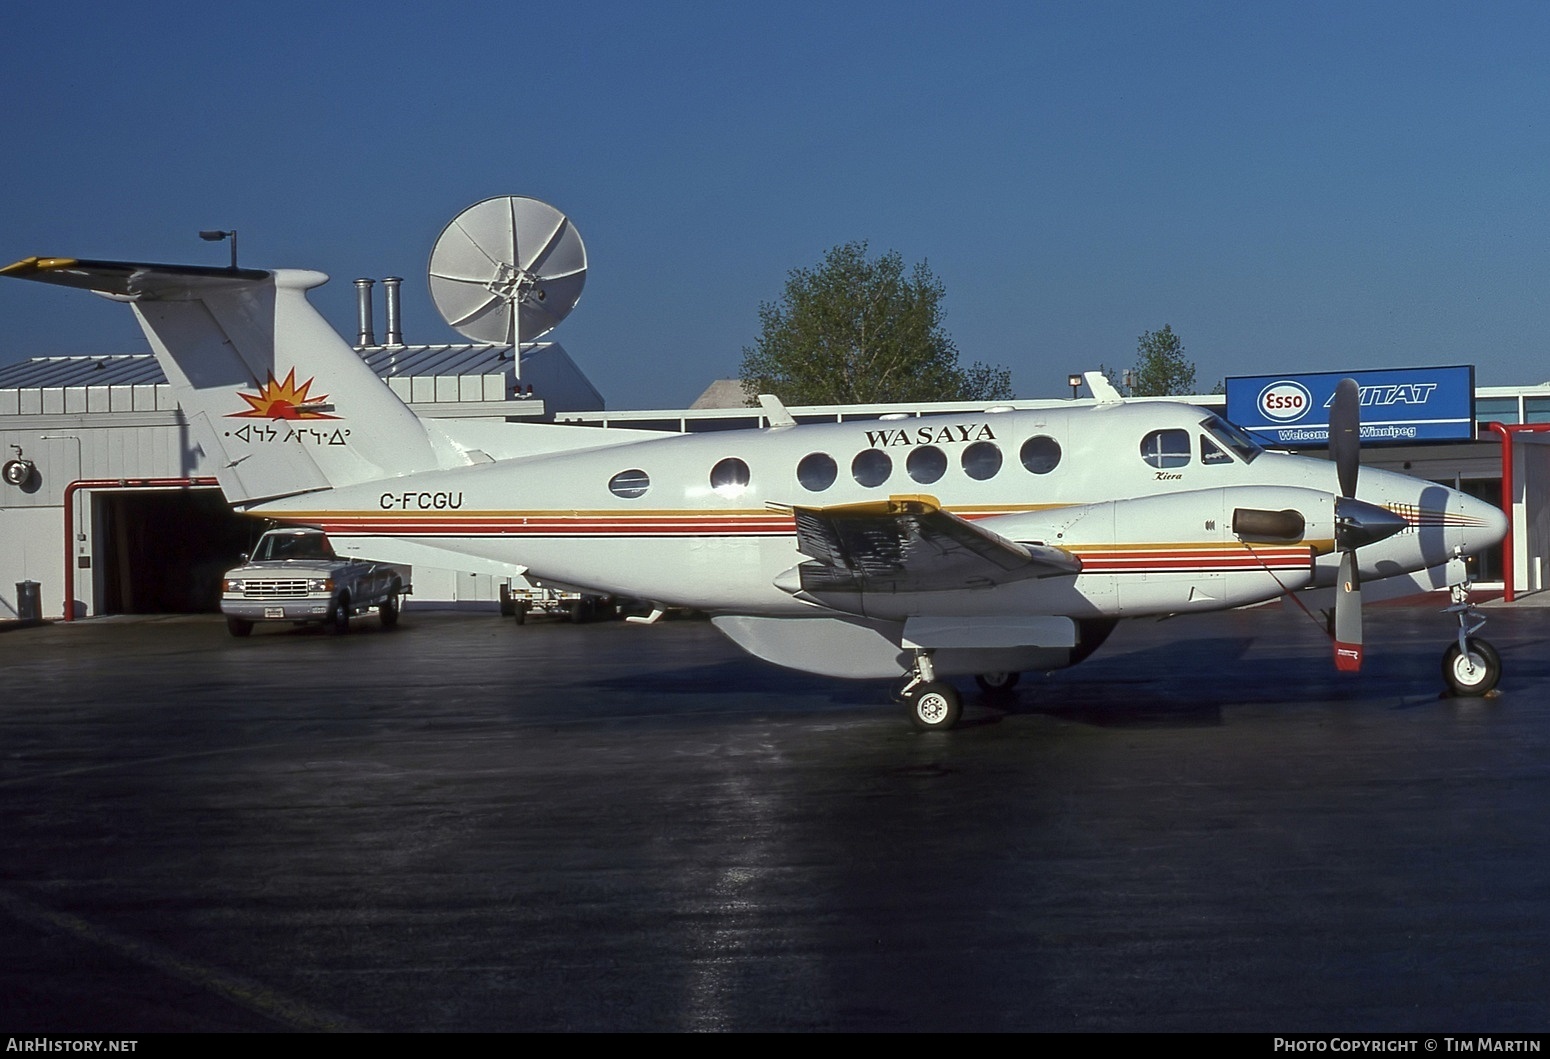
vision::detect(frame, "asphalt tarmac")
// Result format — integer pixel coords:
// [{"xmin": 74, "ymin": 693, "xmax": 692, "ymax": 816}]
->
[{"xmin": 1, "ymin": 601, "xmax": 1548, "ymax": 1033}]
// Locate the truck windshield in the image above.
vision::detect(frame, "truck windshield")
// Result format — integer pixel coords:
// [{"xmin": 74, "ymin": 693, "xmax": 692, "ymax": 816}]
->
[{"xmin": 254, "ymin": 534, "xmax": 336, "ymax": 562}]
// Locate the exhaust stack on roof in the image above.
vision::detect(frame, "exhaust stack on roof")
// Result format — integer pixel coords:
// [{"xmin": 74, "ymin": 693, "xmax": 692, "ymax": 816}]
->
[
  {"xmin": 383, "ymin": 276, "xmax": 404, "ymax": 348},
  {"xmin": 353, "ymin": 278, "xmax": 376, "ymax": 348}
]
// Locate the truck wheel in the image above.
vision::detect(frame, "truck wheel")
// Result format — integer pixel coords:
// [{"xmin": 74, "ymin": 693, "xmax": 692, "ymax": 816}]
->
[
  {"xmin": 329, "ymin": 595, "xmax": 351, "ymax": 635},
  {"xmin": 226, "ymin": 616, "xmax": 253, "ymax": 638},
  {"xmin": 379, "ymin": 586, "xmax": 400, "ymax": 629},
  {"xmin": 514, "ymin": 602, "xmax": 528, "ymax": 626}
]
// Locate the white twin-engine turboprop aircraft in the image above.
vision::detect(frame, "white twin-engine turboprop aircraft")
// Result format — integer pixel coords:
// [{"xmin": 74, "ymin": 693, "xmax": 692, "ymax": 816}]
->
[{"xmin": 1, "ymin": 256, "xmax": 1510, "ymax": 729}]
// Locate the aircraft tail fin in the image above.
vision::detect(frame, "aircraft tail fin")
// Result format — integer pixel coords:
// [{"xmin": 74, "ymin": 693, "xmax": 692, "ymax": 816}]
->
[{"xmin": 1, "ymin": 257, "xmax": 440, "ymax": 505}]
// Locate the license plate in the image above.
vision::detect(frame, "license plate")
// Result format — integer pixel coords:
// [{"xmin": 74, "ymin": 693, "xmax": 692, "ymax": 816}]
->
[{"xmin": 265, "ymin": 607, "xmax": 284, "ymax": 618}]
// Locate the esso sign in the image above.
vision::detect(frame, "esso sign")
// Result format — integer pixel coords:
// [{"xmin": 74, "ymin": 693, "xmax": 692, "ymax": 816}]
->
[{"xmin": 1257, "ymin": 381, "xmax": 1312, "ymax": 422}]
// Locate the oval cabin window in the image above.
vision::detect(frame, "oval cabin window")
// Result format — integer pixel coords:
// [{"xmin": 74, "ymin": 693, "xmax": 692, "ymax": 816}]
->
[
  {"xmin": 1019, "ymin": 436, "xmax": 1061, "ymax": 474},
  {"xmin": 608, "ymin": 469, "xmax": 650, "ymax": 499},
  {"xmin": 907, "ymin": 446, "xmax": 947, "ymax": 485},
  {"xmin": 710, "ymin": 457, "xmax": 752, "ymax": 497},
  {"xmin": 852, "ymin": 449, "xmax": 892, "ymax": 488},
  {"xmin": 961, "ymin": 441, "xmax": 1002, "ymax": 481},
  {"xmin": 797, "ymin": 452, "xmax": 838, "ymax": 492}
]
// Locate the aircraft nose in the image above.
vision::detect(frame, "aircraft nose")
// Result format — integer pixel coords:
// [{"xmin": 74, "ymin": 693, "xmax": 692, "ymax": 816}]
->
[{"xmin": 1460, "ymin": 490, "xmax": 1509, "ymax": 550}]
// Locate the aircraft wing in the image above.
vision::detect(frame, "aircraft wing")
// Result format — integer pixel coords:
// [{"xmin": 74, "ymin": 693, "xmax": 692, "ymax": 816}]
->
[
  {"xmin": 0, "ymin": 256, "xmax": 270, "ymax": 297},
  {"xmin": 779, "ymin": 495, "xmax": 1079, "ymax": 595}
]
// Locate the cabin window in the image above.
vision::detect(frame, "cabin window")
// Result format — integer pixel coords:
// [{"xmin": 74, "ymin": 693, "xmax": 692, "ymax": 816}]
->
[
  {"xmin": 852, "ymin": 449, "xmax": 892, "ymax": 487},
  {"xmin": 608, "ymin": 469, "xmax": 651, "ymax": 499},
  {"xmin": 907, "ymin": 446, "xmax": 947, "ymax": 485},
  {"xmin": 710, "ymin": 457, "xmax": 751, "ymax": 497},
  {"xmin": 1019, "ymin": 435, "xmax": 1061, "ymax": 474},
  {"xmin": 962, "ymin": 441, "xmax": 1002, "ymax": 481},
  {"xmin": 1140, "ymin": 429, "xmax": 1190, "ymax": 469},
  {"xmin": 797, "ymin": 452, "xmax": 838, "ymax": 492}
]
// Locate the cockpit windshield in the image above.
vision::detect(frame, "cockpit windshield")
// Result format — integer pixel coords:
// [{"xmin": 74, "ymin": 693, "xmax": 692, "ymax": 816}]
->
[
  {"xmin": 1199, "ymin": 415, "xmax": 1263, "ymax": 464},
  {"xmin": 254, "ymin": 532, "xmax": 336, "ymax": 562}
]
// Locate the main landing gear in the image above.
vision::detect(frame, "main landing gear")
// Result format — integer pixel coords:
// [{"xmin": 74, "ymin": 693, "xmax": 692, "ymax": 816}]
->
[
  {"xmin": 898, "ymin": 650, "xmax": 962, "ymax": 731},
  {"xmin": 1441, "ymin": 548, "xmax": 1500, "ymax": 697},
  {"xmin": 896, "ymin": 652, "xmax": 1029, "ymax": 730}
]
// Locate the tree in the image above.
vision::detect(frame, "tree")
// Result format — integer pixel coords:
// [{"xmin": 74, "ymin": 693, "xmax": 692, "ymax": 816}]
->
[
  {"xmin": 1128, "ymin": 324, "xmax": 1196, "ymax": 397},
  {"xmin": 739, "ymin": 242, "xmax": 1013, "ymax": 406}
]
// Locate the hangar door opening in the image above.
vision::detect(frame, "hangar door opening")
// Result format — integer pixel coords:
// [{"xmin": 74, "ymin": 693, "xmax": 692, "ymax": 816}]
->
[{"xmin": 93, "ymin": 488, "xmax": 257, "ymax": 614}]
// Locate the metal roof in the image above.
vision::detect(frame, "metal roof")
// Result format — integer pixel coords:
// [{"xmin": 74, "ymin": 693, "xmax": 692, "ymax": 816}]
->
[
  {"xmin": 0, "ymin": 344, "xmax": 527, "ymax": 390},
  {"xmin": 0, "ymin": 355, "xmax": 166, "ymax": 389},
  {"xmin": 356, "ymin": 343, "xmax": 516, "ymax": 379}
]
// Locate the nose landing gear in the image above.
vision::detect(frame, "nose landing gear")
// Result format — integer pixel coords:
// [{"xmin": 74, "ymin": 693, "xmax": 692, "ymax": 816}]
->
[{"xmin": 1442, "ymin": 548, "xmax": 1500, "ymax": 697}]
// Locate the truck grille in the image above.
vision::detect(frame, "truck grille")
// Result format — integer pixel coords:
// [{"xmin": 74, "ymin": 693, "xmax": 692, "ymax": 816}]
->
[{"xmin": 242, "ymin": 580, "xmax": 311, "ymax": 599}]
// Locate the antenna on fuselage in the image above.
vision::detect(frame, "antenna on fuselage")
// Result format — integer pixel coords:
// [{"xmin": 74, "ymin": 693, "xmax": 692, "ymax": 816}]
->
[{"xmin": 1082, "ymin": 371, "xmax": 1125, "ymax": 407}]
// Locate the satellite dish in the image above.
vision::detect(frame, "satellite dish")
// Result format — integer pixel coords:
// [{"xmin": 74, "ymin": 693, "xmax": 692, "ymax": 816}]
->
[{"xmin": 428, "ymin": 196, "xmax": 587, "ymax": 345}]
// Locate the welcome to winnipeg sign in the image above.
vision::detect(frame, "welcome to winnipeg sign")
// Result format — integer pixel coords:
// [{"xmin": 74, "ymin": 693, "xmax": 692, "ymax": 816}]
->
[{"xmin": 1224, "ymin": 365, "xmax": 1476, "ymax": 447}]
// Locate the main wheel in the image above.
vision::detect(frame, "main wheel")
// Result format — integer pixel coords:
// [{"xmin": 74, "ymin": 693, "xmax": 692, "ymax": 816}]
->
[
  {"xmin": 226, "ymin": 616, "xmax": 253, "ymax": 638},
  {"xmin": 975, "ymin": 671, "xmax": 1020, "ymax": 694},
  {"xmin": 908, "ymin": 681, "xmax": 963, "ymax": 731},
  {"xmin": 328, "ymin": 595, "xmax": 351, "ymax": 635},
  {"xmin": 379, "ymin": 586, "xmax": 400, "ymax": 629},
  {"xmin": 1442, "ymin": 637, "xmax": 1500, "ymax": 697}
]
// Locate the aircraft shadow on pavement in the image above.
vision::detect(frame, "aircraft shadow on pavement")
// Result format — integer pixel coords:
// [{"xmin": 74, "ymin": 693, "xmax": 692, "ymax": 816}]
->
[{"xmin": 574, "ymin": 624, "xmax": 1522, "ymax": 730}]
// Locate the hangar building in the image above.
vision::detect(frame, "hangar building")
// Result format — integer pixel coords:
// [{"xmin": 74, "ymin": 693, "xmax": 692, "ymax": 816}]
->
[{"xmin": 0, "ymin": 338, "xmax": 601, "ymax": 620}]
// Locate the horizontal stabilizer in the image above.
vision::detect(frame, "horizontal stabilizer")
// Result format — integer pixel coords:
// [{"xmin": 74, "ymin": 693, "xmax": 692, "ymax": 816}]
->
[{"xmin": 0, "ymin": 256, "xmax": 270, "ymax": 297}]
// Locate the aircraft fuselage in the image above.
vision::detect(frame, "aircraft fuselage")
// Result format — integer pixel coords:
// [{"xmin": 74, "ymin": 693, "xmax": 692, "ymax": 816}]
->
[{"xmin": 261, "ymin": 401, "xmax": 1504, "ymax": 621}]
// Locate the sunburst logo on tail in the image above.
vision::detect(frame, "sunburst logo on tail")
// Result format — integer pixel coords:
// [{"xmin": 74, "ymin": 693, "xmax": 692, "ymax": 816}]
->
[{"xmin": 229, "ymin": 369, "xmax": 338, "ymax": 420}]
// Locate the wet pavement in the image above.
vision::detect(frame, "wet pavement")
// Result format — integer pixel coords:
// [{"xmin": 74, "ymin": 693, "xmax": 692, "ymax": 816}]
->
[{"xmin": 1, "ymin": 601, "xmax": 1548, "ymax": 1032}]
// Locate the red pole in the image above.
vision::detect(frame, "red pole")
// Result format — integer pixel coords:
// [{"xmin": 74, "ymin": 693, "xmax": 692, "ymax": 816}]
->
[
  {"xmin": 1483, "ymin": 422, "xmax": 1550, "ymax": 603},
  {"xmin": 1487, "ymin": 422, "xmax": 1515, "ymax": 602}
]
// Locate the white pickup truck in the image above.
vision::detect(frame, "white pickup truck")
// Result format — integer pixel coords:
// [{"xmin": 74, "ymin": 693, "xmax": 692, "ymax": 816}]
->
[{"xmin": 221, "ymin": 527, "xmax": 409, "ymax": 637}]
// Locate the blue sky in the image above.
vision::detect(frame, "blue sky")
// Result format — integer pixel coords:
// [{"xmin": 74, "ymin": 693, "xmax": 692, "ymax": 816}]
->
[{"xmin": 3, "ymin": 1, "xmax": 1548, "ymax": 408}]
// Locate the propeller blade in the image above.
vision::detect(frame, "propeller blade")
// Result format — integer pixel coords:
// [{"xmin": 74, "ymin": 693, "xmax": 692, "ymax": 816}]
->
[
  {"xmin": 1330, "ymin": 377, "xmax": 1360, "ymax": 499},
  {"xmin": 1334, "ymin": 549, "xmax": 1363, "ymax": 672}
]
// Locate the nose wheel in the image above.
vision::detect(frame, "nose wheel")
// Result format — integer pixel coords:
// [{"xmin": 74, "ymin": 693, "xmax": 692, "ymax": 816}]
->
[
  {"xmin": 1442, "ymin": 549, "xmax": 1501, "ymax": 697},
  {"xmin": 1443, "ymin": 637, "xmax": 1501, "ymax": 696}
]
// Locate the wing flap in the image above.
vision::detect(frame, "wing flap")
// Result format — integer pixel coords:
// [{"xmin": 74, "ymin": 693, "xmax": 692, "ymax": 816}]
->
[{"xmin": 781, "ymin": 495, "xmax": 1079, "ymax": 595}]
